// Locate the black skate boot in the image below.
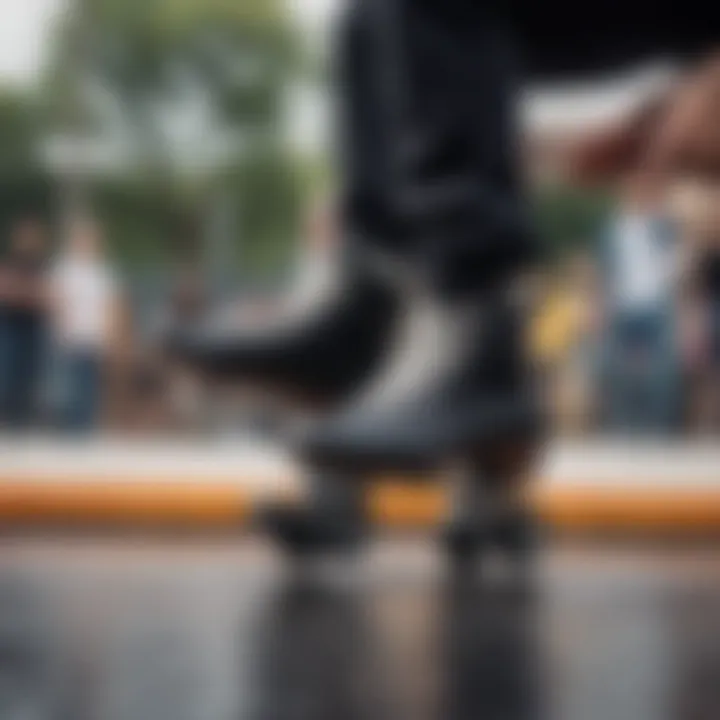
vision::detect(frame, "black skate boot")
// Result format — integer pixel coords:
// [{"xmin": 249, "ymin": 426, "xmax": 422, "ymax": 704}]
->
[
  {"xmin": 298, "ymin": 285, "xmax": 542, "ymax": 472},
  {"xmin": 278, "ymin": 285, "xmax": 542, "ymax": 564},
  {"xmin": 165, "ymin": 0, "xmax": 403, "ymax": 413},
  {"xmin": 166, "ymin": 259, "xmax": 399, "ymax": 409}
]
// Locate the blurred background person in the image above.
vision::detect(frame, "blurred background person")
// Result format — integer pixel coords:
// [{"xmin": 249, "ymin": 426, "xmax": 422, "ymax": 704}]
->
[
  {"xmin": 564, "ymin": 52, "xmax": 720, "ymax": 435},
  {"xmin": 149, "ymin": 262, "xmax": 208, "ymax": 342},
  {"xmin": 597, "ymin": 173, "xmax": 681, "ymax": 434},
  {"xmin": 0, "ymin": 218, "xmax": 49, "ymax": 430},
  {"xmin": 49, "ymin": 217, "xmax": 120, "ymax": 432},
  {"xmin": 673, "ymin": 182, "xmax": 720, "ymax": 432}
]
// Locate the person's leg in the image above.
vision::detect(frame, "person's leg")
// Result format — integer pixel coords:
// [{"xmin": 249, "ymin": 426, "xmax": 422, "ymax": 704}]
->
[
  {"xmin": 636, "ymin": 316, "xmax": 654, "ymax": 432},
  {"xmin": 77, "ymin": 353, "xmax": 103, "ymax": 431},
  {"xmin": 629, "ymin": 313, "xmax": 664, "ymax": 434},
  {"xmin": 26, "ymin": 320, "xmax": 47, "ymax": 429},
  {"xmin": 58, "ymin": 352, "xmax": 77, "ymax": 430},
  {"xmin": 651, "ymin": 308, "xmax": 680, "ymax": 434},
  {"xmin": 5, "ymin": 320, "xmax": 43, "ymax": 430},
  {"xmin": 268, "ymin": 0, "xmax": 542, "ymax": 560},
  {"xmin": 337, "ymin": 0, "xmax": 404, "ymax": 255},
  {"xmin": 627, "ymin": 309, "xmax": 675, "ymax": 434},
  {"xmin": 63, "ymin": 352, "xmax": 102, "ymax": 432},
  {"xmin": 703, "ymin": 300, "xmax": 720, "ymax": 432},
  {"xmin": 610, "ymin": 313, "xmax": 655, "ymax": 433},
  {"xmin": 368, "ymin": 0, "xmax": 537, "ymax": 292},
  {"xmin": 0, "ymin": 316, "xmax": 10, "ymax": 425},
  {"xmin": 3, "ymin": 322, "xmax": 24, "ymax": 428},
  {"xmin": 603, "ymin": 316, "xmax": 631, "ymax": 433}
]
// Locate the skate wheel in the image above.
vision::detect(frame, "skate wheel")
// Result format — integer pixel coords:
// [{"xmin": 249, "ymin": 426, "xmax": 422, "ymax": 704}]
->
[
  {"xmin": 492, "ymin": 512, "xmax": 541, "ymax": 566},
  {"xmin": 258, "ymin": 504, "xmax": 365, "ymax": 559},
  {"xmin": 443, "ymin": 523, "xmax": 491, "ymax": 568}
]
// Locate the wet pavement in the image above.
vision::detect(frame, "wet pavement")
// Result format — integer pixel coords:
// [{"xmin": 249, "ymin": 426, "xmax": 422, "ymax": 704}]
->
[{"xmin": 1, "ymin": 538, "xmax": 720, "ymax": 720}]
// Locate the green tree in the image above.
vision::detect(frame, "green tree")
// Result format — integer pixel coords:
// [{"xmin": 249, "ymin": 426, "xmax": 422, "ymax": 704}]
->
[
  {"xmin": 534, "ymin": 184, "xmax": 614, "ymax": 261},
  {"xmin": 0, "ymin": 89, "xmax": 54, "ymax": 247},
  {"xmin": 0, "ymin": 89, "xmax": 43, "ymax": 176},
  {"xmin": 43, "ymin": 0, "xmax": 308, "ymax": 275}
]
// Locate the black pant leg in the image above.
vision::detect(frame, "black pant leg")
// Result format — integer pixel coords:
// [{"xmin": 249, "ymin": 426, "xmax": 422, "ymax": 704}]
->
[
  {"xmin": 364, "ymin": 0, "xmax": 538, "ymax": 296},
  {"xmin": 4, "ymin": 319, "xmax": 43, "ymax": 428},
  {"xmin": 336, "ymin": 0, "xmax": 406, "ymax": 255}
]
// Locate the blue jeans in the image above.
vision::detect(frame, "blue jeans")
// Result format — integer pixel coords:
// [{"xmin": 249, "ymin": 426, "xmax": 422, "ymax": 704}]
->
[
  {"xmin": 57, "ymin": 350, "xmax": 103, "ymax": 432},
  {"xmin": 0, "ymin": 315, "xmax": 46, "ymax": 429},
  {"xmin": 708, "ymin": 297, "xmax": 720, "ymax": 365},
  {"xmin": 603, "ymin": 308, "xmax": 679, "ymax": 434}
]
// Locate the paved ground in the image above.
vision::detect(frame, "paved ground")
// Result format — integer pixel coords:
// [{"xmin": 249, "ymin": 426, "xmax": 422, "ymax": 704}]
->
[{"xmin": 1, "ymin": 537, "xmax": 720, "ymax": 720}]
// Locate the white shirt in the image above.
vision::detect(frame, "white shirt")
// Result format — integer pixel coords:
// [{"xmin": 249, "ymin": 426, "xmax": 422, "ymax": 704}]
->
[
  {"xmin": 612, "ymin": 214, "xmax": 674, "ymax": 311},
  {"xmin": 52, "ymin": 257, "xmax": 118, "ymax": 351}
]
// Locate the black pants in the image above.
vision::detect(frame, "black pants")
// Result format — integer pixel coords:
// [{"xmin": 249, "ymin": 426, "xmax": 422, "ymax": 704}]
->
[
  {"xmin": 339, "ymin": 0, "xmax": 717, "ymax": 297},
  {"xmin": 0, "ymin": 315, "xmax": 45, "ymax": 428},
  {"xmin": 339, "ymin": 0, "xmax": 536, "ymax": 297}
]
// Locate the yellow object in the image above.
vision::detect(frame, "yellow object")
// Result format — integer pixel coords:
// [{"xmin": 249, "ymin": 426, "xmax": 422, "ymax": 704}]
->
[{"xmin": 532, "ymin": 289, "xmax": 583, "ymax": 365}]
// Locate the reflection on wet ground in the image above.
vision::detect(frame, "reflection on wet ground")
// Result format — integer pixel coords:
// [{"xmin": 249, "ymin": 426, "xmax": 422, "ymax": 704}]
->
[{"xmin": 1, "ymin": 539, "xmax": 720, "ymax": 720}]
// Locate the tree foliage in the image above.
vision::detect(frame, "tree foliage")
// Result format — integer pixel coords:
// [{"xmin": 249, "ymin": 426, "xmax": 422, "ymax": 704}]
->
[
  {"xmin": 0, "ymin": 90, "xmax": 44, "ymax": 176},
  {"xmin": 533, "ymin": 183, "xmax": 614, "ymax": 261},
  {"xmin": 41, "ymin": 0, "xmax": 308, "ymax": 274}
]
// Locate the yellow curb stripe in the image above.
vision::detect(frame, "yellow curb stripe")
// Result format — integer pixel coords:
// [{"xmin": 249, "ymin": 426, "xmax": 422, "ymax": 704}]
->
[
  {"xmin": 372, "ymin": 484, "xmax": 720, "ymax": 532},
  {"xmin": 0, "ymin": 481, "xmax": 251, "ymax": 526},
  {"xmin": 1, "ymin": 478, "xmax": 720, "ymax": 532}
]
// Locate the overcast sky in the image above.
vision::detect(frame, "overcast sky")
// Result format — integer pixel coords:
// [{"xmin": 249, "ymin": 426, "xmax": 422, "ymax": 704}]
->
[
  {"xmin": 0, "ymin": 0, "xmax": 65, "ymax": 84},
  {"xmin": 290, "ymin": 0, "xmax": 337, "ymax": 35},
  {"xmin": 0, "ymin": 0, "xmax": 336, "ymax": 84}
]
